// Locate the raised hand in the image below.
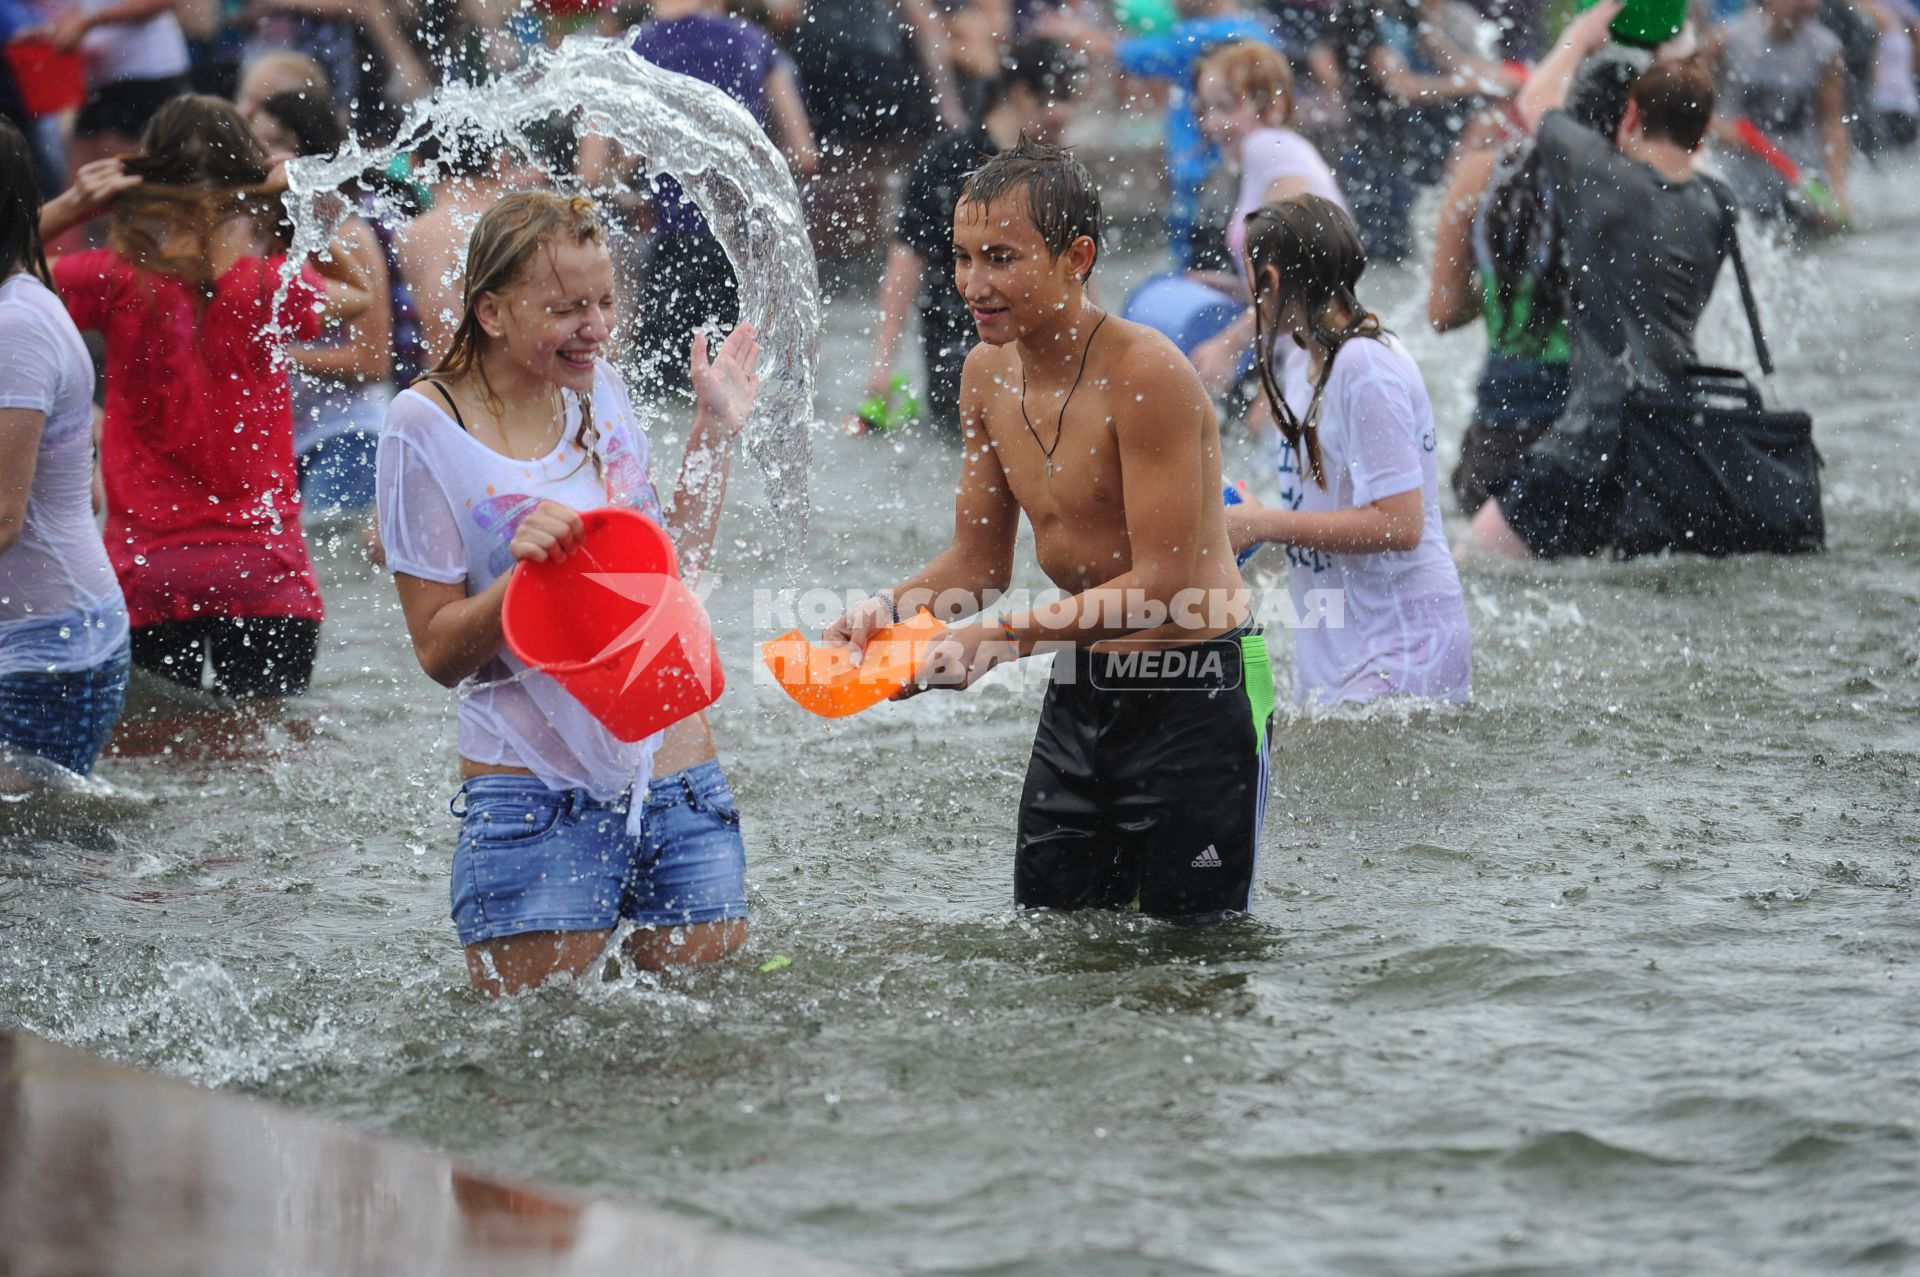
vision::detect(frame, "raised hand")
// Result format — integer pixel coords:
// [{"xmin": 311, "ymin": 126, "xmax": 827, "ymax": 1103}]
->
[
  {"xmin": 1565, "ymin": 0, "xmax": 1624, "ymax": 55},
  {"xmin": 67, "ymin": 159, "xmax": 142, "ymax": 217},
  {"xmin": 691, "ymin": 322, "xmax": 762, "ymax": 438},
  {"xmin": 26, "ymin": 8, "xmax": 90, "ymax": 51}
]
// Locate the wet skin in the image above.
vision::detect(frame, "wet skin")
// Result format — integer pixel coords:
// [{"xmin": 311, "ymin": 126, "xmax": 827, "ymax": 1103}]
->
[{"xmin": 944, "ymin": 193, "xmax": 1247, "ymax": 649}]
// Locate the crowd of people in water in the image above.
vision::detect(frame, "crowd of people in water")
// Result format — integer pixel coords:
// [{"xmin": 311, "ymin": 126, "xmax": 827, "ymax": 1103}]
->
[{"xmin": 0, "ymin": 0, "xmax": 1892, "ymax": 987}]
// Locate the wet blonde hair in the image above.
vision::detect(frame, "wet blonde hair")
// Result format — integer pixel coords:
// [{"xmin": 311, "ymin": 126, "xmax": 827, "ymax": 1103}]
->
[
  {"xmin": 431, "ymin": 191, "xmax": 609, "ymax": 475},
  {"xmin": 1197, "ymin": 41, "xmax": 1295, "ymax": 127}
]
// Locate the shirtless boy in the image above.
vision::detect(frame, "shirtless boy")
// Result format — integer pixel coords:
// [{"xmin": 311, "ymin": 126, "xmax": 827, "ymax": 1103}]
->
[{"xmin": 827, "ymin": 139, "xmax": 1272, "ymax": 917}]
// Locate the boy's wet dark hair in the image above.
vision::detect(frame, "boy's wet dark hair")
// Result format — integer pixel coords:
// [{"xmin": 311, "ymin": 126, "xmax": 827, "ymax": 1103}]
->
[
  {"xmin": 1629, "ymin": 56, "xmax": 1716, "ymax": 149},
  {"xmin": 958, "ymin": 137, "xmax": 1102, "ymax": 276},
  {"xmin": 991, "ymin": 37, "xmax": 1086, "ymax": 108},
  {"xmin": 0, "ymin": 118, "xmax": 51, "ymax": 288},
  {"xmin": 415, "ymin": 121, "xmax": 514, "ymax": 182}
]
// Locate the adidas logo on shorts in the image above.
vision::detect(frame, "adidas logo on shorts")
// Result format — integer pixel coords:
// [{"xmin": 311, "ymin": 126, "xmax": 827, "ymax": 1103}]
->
[{"xmin": 1191, "ymin": 845, "xmax": 1223, "ymax": 869}]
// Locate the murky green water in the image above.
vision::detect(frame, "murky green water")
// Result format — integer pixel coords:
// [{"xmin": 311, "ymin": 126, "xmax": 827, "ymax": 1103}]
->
[{"xmin": 3, "ymin": 166, "xmax": 1916, "ymax": 1275}]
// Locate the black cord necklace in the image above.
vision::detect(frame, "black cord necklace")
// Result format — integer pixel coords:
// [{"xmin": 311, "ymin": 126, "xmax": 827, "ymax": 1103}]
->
[{"xmin": 1019, "ymin": 308, "xmax": 1108, "ymax": 478}]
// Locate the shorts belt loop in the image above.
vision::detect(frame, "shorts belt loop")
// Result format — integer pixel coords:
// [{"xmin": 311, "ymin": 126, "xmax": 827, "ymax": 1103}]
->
[{"xmin": 449, "ymin": 781, "xmax": 472, "ymax": 818}]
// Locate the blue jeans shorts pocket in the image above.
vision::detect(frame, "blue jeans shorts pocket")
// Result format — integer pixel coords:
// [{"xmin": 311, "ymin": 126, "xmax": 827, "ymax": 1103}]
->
[
  {"xmin": 449, "ymin": 776, "xmax": 637, "ymax": 947},
  {"xmin": 628, "ymin": 761, "xmax": 747, "ymax": 928},
  {"xmin": 0, "ymin": 643, "xmax": 130, "ymax": 778}
]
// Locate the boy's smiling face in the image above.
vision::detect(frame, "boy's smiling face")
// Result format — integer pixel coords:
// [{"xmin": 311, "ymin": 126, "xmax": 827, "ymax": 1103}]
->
[{"xmin": 951, "ymin": 193, "xmax": 1094, "ymax": 346}]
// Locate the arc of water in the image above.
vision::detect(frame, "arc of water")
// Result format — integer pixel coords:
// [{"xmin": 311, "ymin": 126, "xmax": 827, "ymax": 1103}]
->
[{"xmin": 274, "ymin": 34, "xmax": 819, "ymax": 559}]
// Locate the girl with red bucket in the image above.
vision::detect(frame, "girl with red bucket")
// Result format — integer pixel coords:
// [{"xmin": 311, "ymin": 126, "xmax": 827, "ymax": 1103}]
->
[{"xmin": 375, "ymin": 191, "xmax": 761, "ymax": 997}]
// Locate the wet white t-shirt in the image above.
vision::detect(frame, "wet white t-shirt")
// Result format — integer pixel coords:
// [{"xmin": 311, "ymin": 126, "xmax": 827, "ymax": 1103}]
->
[
  {"xmin": 376, "ymin": 361, "xmax": 667, "ymax": 808},
  {"xmin": 1274, "ymin": 335, "xmax": 1471, "ymax": 706},
  {"xmin": 0, "ymin": 273, "xmax": 128, "ymax": 677},
  {"xmin": 1227, "ymin": 127, "xmax": 1348, "ymax": 266}
]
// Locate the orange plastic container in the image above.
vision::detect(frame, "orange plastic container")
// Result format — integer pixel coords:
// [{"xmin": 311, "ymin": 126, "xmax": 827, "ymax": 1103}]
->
[
  {"xmin": 762, "ymin": 610, "xmax": 947, "ymax": 718},
  {"xmin": 4, "ymin": 40, "xmax": 87, "ymax": 118},
  {"xmin": 501, "ymin": 508, "xmax": 722, "ymax": 742}
]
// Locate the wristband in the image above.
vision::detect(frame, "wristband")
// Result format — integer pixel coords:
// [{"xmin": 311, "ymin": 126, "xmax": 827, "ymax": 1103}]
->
[
  {"xmin": 997, "ymin": 611, "xmax": 1020, "ymax": 646},
  {"xmin": 870, "ymin": 590, "xmax": 901, "ymax": 625}
]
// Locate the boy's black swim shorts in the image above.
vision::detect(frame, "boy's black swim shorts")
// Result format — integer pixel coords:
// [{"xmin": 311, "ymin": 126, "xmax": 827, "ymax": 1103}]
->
[{"xmin": 1014, "ymin": 626, "xmax": 1275, "ymax": 917}]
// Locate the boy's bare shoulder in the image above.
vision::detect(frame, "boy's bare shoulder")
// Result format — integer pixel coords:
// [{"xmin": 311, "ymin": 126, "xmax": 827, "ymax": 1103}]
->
[
  {"xmin": 1100, "ymin": 315, "xmax": 1207, "ymax": 401},
  {"xmin": 961, "ymin": 339, "xmax": 1020, "ymax": 388}
]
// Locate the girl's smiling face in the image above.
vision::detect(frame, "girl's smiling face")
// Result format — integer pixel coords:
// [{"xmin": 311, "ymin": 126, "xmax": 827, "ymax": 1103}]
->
[{"xmin": 475, "ymin": 238, "xmax": 617, "ymax": 393}]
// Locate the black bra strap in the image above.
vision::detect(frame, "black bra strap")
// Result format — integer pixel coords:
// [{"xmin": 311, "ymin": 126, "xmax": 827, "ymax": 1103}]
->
[{"xmin": 423, "ymin": 380, "xmax": 468, "ymax": 433}]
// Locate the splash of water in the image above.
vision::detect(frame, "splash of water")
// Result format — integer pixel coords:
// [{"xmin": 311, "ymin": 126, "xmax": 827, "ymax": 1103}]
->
[{"xmin": 277, "ymin": 35, "xmax": 819, "ymax": 558}]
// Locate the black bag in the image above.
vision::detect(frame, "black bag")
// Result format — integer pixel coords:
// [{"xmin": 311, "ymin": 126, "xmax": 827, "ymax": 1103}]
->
[{"xmin": 1611, "ymin": 214, "xmax": 1825, "ymax": 559}]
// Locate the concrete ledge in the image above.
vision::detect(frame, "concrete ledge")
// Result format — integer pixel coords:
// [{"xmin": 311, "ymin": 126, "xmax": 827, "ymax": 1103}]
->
[{"xmin": 0, "ymin": 1028, "xmax": 857, "ymax": 1277}]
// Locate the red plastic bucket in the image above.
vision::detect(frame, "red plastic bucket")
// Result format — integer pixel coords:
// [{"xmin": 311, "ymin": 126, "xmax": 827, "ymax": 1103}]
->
[
  {"xmin": 501, "ymin": 508, "xmax": 723, "ymax": 742},
  {"xmin": 4, "ymin": 41, "xmax": 87, "ymax": 118}
]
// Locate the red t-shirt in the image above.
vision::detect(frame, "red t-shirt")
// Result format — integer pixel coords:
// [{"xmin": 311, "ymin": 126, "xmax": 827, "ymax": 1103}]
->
[{"xmin": 53, "ymin": 249, "xmax": 328, "ymax": 629}]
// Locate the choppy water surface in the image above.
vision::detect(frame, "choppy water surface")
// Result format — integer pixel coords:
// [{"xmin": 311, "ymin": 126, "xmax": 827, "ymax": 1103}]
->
[{"xmin": 3, "ymin": 167, "xmax": 1917, "ymax": 1275}]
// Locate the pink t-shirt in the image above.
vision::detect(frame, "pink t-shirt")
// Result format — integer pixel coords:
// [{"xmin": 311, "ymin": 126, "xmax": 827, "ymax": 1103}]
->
[{"xmin": 1227, "ymin": 127, "xmax": 1348, "ymax": 266}]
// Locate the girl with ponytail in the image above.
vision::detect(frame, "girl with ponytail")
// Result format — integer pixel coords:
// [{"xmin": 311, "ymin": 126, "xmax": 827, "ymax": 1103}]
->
[
  {"xmin": 1227, "ymin": 194, "xmax": 1473, "ymax": 706},
  {"xmin": 376, "ymin": 190, "xmax": 761, "ymax": 995}
]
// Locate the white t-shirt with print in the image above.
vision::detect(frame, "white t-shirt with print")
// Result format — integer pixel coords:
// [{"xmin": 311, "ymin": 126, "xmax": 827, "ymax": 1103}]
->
[
  {"xmin": 1274, "ymin": 335, "xmax": 1471, "ymax": 706},
  {"xmin": 376, "ymin": 360, "xmax": 668, "ymax": 810}
]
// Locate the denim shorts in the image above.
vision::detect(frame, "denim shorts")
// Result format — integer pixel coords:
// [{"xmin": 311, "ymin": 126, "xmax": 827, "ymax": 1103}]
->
[
  {"xmin": 633, "ymin": 759, "xmax": 749, "ymax": 931},
  {"xmin": 0, "ymin": 642, "xmax": 131, "ymax": 777},
  {"xmin": 448, "ymin": 761, "xmax": 747, "ymax": 946}
]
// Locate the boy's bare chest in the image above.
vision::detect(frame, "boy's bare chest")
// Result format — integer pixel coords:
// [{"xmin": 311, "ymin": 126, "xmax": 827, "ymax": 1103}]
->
[{"xmin": 981, "ymin": 392, "xmax": 1126, "ymax": 526}]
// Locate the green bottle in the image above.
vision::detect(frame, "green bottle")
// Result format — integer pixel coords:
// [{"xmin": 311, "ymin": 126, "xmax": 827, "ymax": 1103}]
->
[{"xmin": 1577, "ymin": 0, "xmax": 1687, "ymax": 48}]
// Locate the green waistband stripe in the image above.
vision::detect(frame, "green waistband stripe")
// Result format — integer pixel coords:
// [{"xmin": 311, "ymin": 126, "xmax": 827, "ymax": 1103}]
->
[{"xmin": 1239, "ymin": 632, "xmax": 1275, "ymax": 753}]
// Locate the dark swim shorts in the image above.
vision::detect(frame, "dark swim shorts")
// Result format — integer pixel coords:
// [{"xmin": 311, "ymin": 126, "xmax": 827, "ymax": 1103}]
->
[{"xmin": 1015, "ymin": 626, "xmax": 1276, "ymax": 917}]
